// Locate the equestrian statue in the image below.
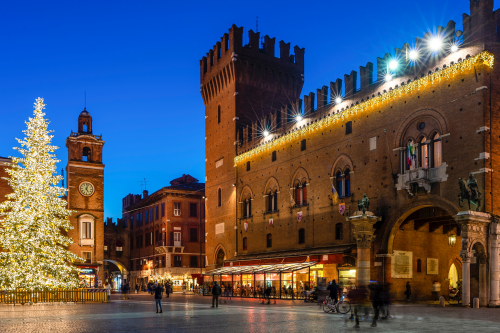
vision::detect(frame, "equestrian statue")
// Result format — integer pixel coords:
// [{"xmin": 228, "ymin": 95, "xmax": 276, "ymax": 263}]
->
[{"xmin": 458, "ymin": 173, "xmax": 481, "ymax": 211}]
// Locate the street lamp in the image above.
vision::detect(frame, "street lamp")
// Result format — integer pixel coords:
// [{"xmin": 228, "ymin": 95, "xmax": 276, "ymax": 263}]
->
[{"xmin": 448, "ymin": 234, "xmax": 457, "ymax": 246}]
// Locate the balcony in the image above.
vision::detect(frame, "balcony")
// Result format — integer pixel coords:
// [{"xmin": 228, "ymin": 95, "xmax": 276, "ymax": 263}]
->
[
  {"xmin": 155, "ymin": 240, "xmax": 184, "ymax": 254},
  {"xmin": 396, "ymin": 163, "xmax": 448, "ymax": 194}
]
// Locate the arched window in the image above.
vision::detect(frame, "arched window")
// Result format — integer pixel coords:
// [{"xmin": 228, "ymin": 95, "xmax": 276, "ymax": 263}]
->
[
  {"xmin": 406, "ymin": 139, "xmax": 416, "ymax": 171},
  {"xmin": 83, "ymin": 123, "xmax": 87, "ymax": 132},
  {"xmin": 336, "ymin": 171, "xmax": 343, "ymax": 198},
  {"xmin": 298, "ymin": 228, "xmax": 305, "ymax": 244},
  {"xmin": 218, "ymin": 188, "xmax": 222, "ymax": 207},
  {"xmin": 266, "ymin": 233, "xmax": 272, "ymax": 248},
  {"xmin": 335, "ymin": 223, "xmax": 343, "ymax": 240},
  {"xmin": 242, "ymin": 237, "xmax": 247, "ymax": 250},
  {"xmin": 432, "ymin": 133, "xmax": 441, "ymax": 167},
  {"xmin": 244, "ymin": 198, "xmax": 252, "ymax": 218},
  {"xmin": 82, "ymin": 147, "xmax": 91, "ymax": 162},
  {"xmin": 268, "ymin": 190, "xmax": 278, "ymax": 212},
  {"xmin": 344, "ymin": 169, "xmax": 351, "ymax": 197},
  {"xmin": 116, "ymin": 240, "xmax": 123, "ymax": 252},
  {"xmin": 417, "ymin": 259, "xmax": 422, "ymax": 272},
  {"xmin": 420, "ymin": 136, "xmax": 428, "ymax": 168},
  {"xmin": 273, "ymin": 191, "xmax": 278, "ymax": 211},
  {"xmin": 295, "ymin": 181, "xmax": 307, "ymax": 206},
  {"xmin": 216, "ymin": 248, "xmax": 225, "ymax": 267},
  {"xmin": 217, "ymin": 105, "xmax": 221, "ymax": 124}
]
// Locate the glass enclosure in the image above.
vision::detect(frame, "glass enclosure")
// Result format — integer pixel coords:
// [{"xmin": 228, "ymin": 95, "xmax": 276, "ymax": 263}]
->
[
  {"xmin": 242, "ymin": 274, "xmax": 254, "ymax": 297},
  {"xmin": 281, "ymin": 273, "xmax": 293, "ymax": 299}
]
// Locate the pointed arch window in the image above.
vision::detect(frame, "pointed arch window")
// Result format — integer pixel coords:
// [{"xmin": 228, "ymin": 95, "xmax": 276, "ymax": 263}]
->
[
  {"xmin": 242, "ymin": 198, "xmax": 252, "ymax": 218},
  {"xmin": 295, "ymin": 181, "xmax": 307, "ymax": 207},
  {"xmin": 336, "ymin": 171, "xmax": 343, "ymax": 198},
  {"xmin": 344, "ymin": 169, "xmax": 351, "ymax": 197},
  {"xmin": 420, "ymin": 136, "xmax": 428, "ymax": 169},
  {"xmin": 417, "ymin": 259, "xmax": 422, "ymax": 272},
  {"xmin": 268, "ymin": 190, "xmax": 278, "ymax": 213},
  {"xmin": 431, "ymin": 133, "xmax": 442, "ymax": 168}
]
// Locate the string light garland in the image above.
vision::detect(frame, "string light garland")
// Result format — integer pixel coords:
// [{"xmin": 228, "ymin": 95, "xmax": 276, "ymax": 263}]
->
[
  {"xmin": 0, "ymin": 98, "xmax": 83, "ymax": 291},
  {"xmin": 234, "ymin": 51, "xmax": 494, "ymax": 166}
]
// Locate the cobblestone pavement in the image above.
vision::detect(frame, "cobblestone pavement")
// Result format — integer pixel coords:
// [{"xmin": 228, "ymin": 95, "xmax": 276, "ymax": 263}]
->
[{"xmin": 1, "ymin": 293, "xmax": 500, "ymax": 332}]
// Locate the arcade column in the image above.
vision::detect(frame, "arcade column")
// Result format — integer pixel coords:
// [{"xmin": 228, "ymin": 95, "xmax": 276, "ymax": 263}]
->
[{"xmin": 489, "ymin": 220, "xmax": 500, "ymax": 307}]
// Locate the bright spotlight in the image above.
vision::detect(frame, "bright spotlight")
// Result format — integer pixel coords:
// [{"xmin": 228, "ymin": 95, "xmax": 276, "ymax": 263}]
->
[
  {"xmin": 263, "ymin": 130, "xmax": 270, "ymax": 137},
  {"xmin": 450, "ymin": 44, "xmax": 459, "ymax": 53},
  {"xmin": 385, "ymin": 73, "xmax": 393, "ymax": 81},
  {"xmin": 296, "ymin": 115, "xmax": 303, "ymax": 122},
  {"xmin": 389, "ymin": 60, "xmax": 398, "ymax": 71},
  {"xmin": 335, "ymin": 96, "xmax": 342, "ymax": 104},
  {"xmin": 429, "ymin": 37, "xmax": 442, "ymax": 52},
  {"xmin": 409, "ymin": 49, "xmax": 418, "ymax": 61}
]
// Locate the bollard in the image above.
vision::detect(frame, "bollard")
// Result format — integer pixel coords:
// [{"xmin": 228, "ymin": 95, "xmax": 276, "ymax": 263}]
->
[
  {"xmin": 473, "ymin": 297, "xmax": 480, "ymax": 308},
  {"xmin": 439, "ymin": 296, "xmax": 445, "ymax": 307}
]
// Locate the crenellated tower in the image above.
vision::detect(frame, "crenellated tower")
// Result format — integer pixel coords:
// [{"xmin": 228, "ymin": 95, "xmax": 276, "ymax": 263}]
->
[{"xmin": 201, "ymin": 25, "xmax": 304, "ymax": 268}]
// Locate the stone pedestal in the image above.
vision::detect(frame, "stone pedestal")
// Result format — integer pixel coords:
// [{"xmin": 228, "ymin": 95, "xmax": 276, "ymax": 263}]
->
[
  {"xmin": 489, "ymin": 220, "xmax": 500, "ymax": 307},
  {"xmin": 454, "ymin": 210, "xmax": 492, "ymax": 307},
  {"xmin": 346, "ymin": 211, "xmax": 382, "ymax": 288}
]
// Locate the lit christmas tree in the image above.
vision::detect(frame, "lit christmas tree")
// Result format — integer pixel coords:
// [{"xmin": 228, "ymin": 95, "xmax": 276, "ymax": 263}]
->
[{"xmin": 0, "ymin": 98, "xmax": 82, "ymax": 290}]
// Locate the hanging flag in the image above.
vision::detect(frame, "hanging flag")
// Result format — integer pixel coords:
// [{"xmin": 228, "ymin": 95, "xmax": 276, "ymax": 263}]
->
[
  {"xmin": 331, "ymin": 179, "xmax": 339, "ymax": 203},
  {"xmin": 244, "ymin": 222, "xmax": 248, "ymax": 232},
  {"xmin": 297, "ymin": 211, "xmax": 303, "ymax": 222},
  {"xmin": 269, "ymin": 217, "xmax": 274, "ymax": 227},
  {"xmin": 339, "ymin": 203, "xmax": 345, "ymax": 215},
  {"xmin": 289, "ymin": 188, "xmax": 296, "ymax": 207}
]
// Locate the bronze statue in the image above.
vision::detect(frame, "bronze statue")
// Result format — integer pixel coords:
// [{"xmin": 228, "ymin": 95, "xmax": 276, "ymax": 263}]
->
[
  {"xmin": 458, "ymin": 173, "xmax": 481, "ymax": 211},
  {"xmin": 357, "ymin": 193, "xmax": 370, "ymax": 214}
]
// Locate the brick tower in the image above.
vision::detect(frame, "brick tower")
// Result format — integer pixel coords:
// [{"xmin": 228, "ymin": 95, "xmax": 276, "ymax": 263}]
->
[
  {"xmin": 201, "ymin": 25, "xmax": 304, "ymax": 268},
  {"xmin": 66, "ymin": 108, "xmax": 105, "ymax": 286}
]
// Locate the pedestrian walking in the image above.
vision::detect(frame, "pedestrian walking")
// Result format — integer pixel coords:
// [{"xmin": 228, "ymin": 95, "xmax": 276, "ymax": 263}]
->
[
  {"xmin": 105, "ymin": 282, "xmax": 112, "ymax": 302},
  {"xmin": 368, "ymin": 282, "xmax": 383, "ymax": 327},
  {"xmin": 327, "ymin": 280, "xmax": 339, "ymax": 310},
  {"xmin": 432, "ymin": 281, "xmax": 441, "ymax": 301},
  {"xmin": 154, "ymin": 282, "xmax": 163, "ymax": 313},
  {"xmin": 265, "ymin": 285, "xmax": 272, "ymax": 304},
  {"xmin": 348, "ymin": 286, "xmax": 369, "ymax": 329},
  {"xmin": 404, "ymin": 281, "xmax": 411, "ymax": 301},
  {"xmin": 380, "ymin": 282, "xmax": 391, "ymax": 319},
  {"xmin": 135, "ymin": 283, "xmax": 139, "ymax": 294},
  {"xmin": 211, "ymin": 281, "xmax": 222, "ymax": 308},
  {"xmin": 165, "ymin": 281, "xmax": 171, "ymax": 298}
]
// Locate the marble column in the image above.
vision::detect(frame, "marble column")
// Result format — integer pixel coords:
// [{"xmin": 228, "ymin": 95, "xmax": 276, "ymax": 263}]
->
[
  {"xmin": 490, "ymin": 221, "xmax": 500, "ymax": 307},
  {"xmin": 346, "ymin": 211, "xmax": 382, "ymax": 288},
  {"xmin": 460, "ymin": 252, "xmax": 472, "ymax": 307}
]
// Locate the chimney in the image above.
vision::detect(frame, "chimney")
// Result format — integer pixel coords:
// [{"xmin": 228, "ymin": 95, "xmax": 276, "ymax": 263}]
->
[{"xmin": 143, "ymin": 190, "xmax": 149, "ymax": 199}]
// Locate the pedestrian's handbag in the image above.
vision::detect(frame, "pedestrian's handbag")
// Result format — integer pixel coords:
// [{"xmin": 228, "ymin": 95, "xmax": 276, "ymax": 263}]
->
[{"xmin": 404, "ymin": 291, "xmax": 408, "ymax": 296}]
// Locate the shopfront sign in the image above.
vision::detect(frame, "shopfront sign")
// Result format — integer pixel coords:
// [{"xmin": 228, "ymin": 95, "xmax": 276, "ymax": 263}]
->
[{"xmin": 80, "ymin": 269, "xmax": 95, "ymax": 275}]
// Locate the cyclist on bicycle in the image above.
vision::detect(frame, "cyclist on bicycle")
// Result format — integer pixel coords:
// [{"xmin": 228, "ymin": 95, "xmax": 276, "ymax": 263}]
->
[{"xmin": 327, "ymin": 280, "xmax": 340, "ymax": 310}]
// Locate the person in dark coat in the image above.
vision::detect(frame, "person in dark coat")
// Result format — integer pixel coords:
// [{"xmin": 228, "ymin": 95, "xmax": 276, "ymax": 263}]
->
[
  {"xmin": 327, "ymin": 280, "xmax": 340, "ymax": 307},
  {"xmin": 211, "ymin": 282, "xmax": 222, "ymax": 308},
  {"xmin": 154, "ymin": 282, "xmax": 163, "ymax": 313},
  {"xmin": 348, "ymin": 286, "xmax": 369, "ymax": 329},
  {"xmin": 135, "ymin": 283, "xmax": 139, "ymax": 294},
  {"xmin": 368, "ymin": 282, "xmax": 383, "ymax": 327},
  {"xmin": 265, "ymin": 285, "xmax": 272, "ymax": 304},
  {"xmin": 165, "ymin": 281, "xmax": 171, "ymax": 298},
  {"xmin": 405, "ymin": 281, "xmax": 411, "ymax": 301}
]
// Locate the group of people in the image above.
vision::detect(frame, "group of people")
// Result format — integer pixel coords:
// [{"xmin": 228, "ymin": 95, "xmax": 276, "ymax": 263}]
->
[{"xmin": 347, "ymin": 282, "xmax": 392, "ymax": 328}]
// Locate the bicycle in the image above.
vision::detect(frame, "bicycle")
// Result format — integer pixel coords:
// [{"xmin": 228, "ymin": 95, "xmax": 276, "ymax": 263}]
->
[{"xmin": 323, "ymin": 295, "xmax": 351, "ymax": 314}]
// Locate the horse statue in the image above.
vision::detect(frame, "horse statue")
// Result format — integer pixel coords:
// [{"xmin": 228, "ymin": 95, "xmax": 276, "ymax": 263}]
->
[
  {"xmin": 458, "ymin": 173, "xmax": 481, "ymax": 211},
  {"xmin": 358, "ymin": 193, "xmax": 370, "ymax": 214}
]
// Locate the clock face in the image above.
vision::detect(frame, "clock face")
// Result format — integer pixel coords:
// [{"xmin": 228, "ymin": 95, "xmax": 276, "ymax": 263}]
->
[{"xmin": 79, "ymin": 182, "xmax": 95, "ymax": 197}]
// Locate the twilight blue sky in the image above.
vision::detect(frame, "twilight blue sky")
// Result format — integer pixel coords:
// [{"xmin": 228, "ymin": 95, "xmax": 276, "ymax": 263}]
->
[{"xmin": 0, "ymin": 0, "xmax": 495, "ymax": 219}]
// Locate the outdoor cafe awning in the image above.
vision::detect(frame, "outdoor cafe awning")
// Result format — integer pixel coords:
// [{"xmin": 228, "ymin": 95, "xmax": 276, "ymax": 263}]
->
[{"xmin": 206, "ymin": 261, "xmax": 318, "ymax": 276}]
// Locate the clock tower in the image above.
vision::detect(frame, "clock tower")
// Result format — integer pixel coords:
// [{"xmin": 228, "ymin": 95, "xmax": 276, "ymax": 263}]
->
[{"xmin": 66, "ymin": 108, "xmax": 105, "ymax": 287}]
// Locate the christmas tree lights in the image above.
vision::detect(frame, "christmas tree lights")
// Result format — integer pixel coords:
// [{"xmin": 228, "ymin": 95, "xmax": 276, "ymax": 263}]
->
[{"xmin": 0, "ymin": 98, "xmax": 82, "ymax": 290}]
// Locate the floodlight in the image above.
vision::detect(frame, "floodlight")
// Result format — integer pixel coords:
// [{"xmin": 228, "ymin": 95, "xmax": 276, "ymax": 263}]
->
[
  {"xmin": 263, "ymin": 130, "xmax": 270, "ymax": 137},
  {"xmin": 335, "ymin": 96, "xmax": 342, "ymax": 104},
  {"xmin": 296, "ymin": 115, "xmax": 303, "ymax": 122},
  {"xmin": 389, "ymin": 60, "xmax": 398, "ymax": 71},
  {"xmin": 385, "ymin": 73, "xmax": 393, "ymax": 81},
  {"xmin": 409, "ymin": 49, "xmax": 418, "ymax": 61},
  {"xmin": 429, "ymin": 37, "xmax": 442, "ymax": 51},
  {"xmin": 450, "ymin": 44, "xmax": 459, "ymax": 53}
]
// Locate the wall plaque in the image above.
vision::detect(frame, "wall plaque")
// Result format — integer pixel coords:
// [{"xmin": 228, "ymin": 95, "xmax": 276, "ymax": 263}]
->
[
  {"xmin": 391, "ymin": 250, "xmax": 412, "ymax": 278},
  {"xmin": 427, "ymin": 258, "xmax": 439, "ymax": 275}
]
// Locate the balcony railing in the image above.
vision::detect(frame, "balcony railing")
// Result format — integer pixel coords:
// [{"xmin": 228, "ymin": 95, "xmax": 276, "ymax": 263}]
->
[{"xmin": 396, "ymin": 163, "xmax": 448, "ymax": 194}]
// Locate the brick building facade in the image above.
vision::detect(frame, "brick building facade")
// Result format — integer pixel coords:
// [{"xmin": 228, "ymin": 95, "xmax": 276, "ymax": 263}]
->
[
  {"xmin": 124, "ymin": 175, "xmax": 206, "ymax": 291},
  {"xmin": 202, "ymin": 0, "xmax": 500, "ymax": 305},
  {"xmin": 103, "ymin": 217, "xmax": 130, "ymax": 290}
]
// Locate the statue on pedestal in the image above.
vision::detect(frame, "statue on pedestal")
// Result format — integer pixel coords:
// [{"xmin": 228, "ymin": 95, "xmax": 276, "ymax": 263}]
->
[
  {"xmin": 458, "ymin": 174, "xmax": 481, "ymax": 211},
  {"xmin": 357, "ymin": 193, "xmax": 370, "ymax": 214}
]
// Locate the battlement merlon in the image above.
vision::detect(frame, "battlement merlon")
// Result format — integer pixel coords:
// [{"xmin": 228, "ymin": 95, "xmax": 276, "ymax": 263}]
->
[{"xmin": 200, "ymin": 24, "xmax": 305, "ymax": 83}]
